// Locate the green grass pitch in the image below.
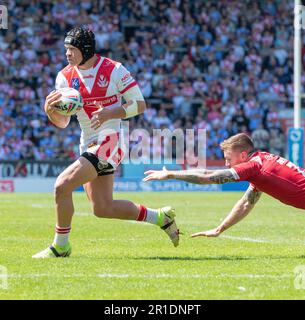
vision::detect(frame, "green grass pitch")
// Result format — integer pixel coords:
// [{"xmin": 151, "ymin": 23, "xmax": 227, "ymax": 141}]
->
[{"xmin": 1, "ymin": 192, "xmax": 305, "ymax": 300}]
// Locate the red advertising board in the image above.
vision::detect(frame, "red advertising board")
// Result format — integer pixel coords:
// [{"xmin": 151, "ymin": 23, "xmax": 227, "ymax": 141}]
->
[{"xmin": 0, "ymin": 180, "xmax": 14, "ymax": 193}]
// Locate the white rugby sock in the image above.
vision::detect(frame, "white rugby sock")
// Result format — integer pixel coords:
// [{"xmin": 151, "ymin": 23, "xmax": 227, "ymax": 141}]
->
[
  {"xmin": 145, "ymin": 208, "xmax": 159, "ymax": 225},
  {"xmin": 136, "ymin": 205, "xmax": 159, "ymax": 225},
  {"xmin": 53, "ymin": 225, "xmax": 71, "ymax": 248}
]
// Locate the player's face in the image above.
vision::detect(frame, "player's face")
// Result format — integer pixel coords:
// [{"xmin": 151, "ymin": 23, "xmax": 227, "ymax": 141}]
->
[
  {"xmin": 224, "ymin": 149, "xmax": 248, "ymax": 167},
  {"xmin": 65, "ymin": 44, "xmax": 83, "ymax": 66}
]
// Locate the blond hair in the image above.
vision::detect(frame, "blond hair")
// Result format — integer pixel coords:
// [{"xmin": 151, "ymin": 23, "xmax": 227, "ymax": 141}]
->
[{"xmin": 220, "ymin": 133, "xmax": 254, "ymax": 153}]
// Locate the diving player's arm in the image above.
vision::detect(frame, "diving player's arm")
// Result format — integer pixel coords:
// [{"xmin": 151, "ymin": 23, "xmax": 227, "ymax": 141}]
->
[
  {"xmin": 44, "ymin": 90, "xmax": 71, "ymax": 129},
  {"xmin": 191, "ymin": 186, "xmax": 262, "ymax": 237},
  {"xmin": 143, "ymin": 161, "xmax": 261, "ymax": 185},
  {"xmin": 143, "ymin": 167, "xmax": 236, "ymax": 184}
]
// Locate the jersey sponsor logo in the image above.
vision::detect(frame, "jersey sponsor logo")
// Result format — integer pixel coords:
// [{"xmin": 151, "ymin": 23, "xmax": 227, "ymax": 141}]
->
[
  {"xmin": 264, "ymin": 154, "xmax": 275, "ymax": 161},
  {"xmin": 276, "ymin": 157, "xmax": 286, "ymax": 165},
  {"xmin": 83, "ymin": 74, "xmax": 94, "ymax": 79},
  {"xmin": 83, "ymin": 95, "xmax": 118, "ymax": 108},
  {"xmin": 97, "ymin": 74, "xmax": 109, "ymax": 88},
  {"xmin": 121, "ymin": 73, "xmax": 131, "ymax": 82},
  {"xmin": 121, "ymin": 73, "xmax": 134, "ymax": 87},
  {"xmin": 98, "ymin": 95, "xmax": 118, "ymax": 106},
  {"xmin": 71, "ymin": 78, "xmax": 80, "ymax": 91},
  {"xmin": 121, "ymin": 73, "xmax": 130, "ymax": 81}
]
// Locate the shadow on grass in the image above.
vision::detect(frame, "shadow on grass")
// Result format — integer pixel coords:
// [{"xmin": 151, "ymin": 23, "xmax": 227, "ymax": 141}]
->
[
  {"xmin": 131, "ymin": 256, "xmax": 251, "ymax": 261},
  {"xmin": 132, "ymin": 255, "xmax": 305, "ymax": 261},
  {"xmin": 74, "ymin": 254, "xmax": 305, "ymax": 261}
]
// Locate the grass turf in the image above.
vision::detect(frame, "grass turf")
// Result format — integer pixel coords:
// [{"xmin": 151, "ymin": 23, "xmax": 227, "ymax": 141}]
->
[{"xmin": 1, "ymin": 192, "xmax": 305, "ymax": 299}]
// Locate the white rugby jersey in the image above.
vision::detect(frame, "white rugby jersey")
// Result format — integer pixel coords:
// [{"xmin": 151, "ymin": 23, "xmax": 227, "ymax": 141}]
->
[{"xmin": 55, "ymin": 54, "xmax": 138, "ymax": 149}]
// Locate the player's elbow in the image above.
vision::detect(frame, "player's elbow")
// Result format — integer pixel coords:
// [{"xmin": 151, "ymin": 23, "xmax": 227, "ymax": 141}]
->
[
  {"xmin": 56, "ymin": 117, "xmax": 71, "ymax": 129},
  {"xmin": 55, "ymin": 122, "xmax": 68, "ymax": 129},
  {"xmin": 137, "ymin": 100, "xmax": 146, "ymax": 114},
  {"xmin": 52, "ymin": 121, "xmax": 69, "ymax": 129}
]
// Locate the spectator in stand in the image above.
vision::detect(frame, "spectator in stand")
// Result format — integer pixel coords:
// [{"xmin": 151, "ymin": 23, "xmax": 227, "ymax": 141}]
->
[
  {"xmin": 231, "ymin": 108, "xmax": 250, "ymax": 133},
  {"xmin": 251, "ymin": 123, "xmax": 270, "ymax": 152},
  {"xmin": 269, "ymin": 127, "xmax": 286, "ymax": 156}
]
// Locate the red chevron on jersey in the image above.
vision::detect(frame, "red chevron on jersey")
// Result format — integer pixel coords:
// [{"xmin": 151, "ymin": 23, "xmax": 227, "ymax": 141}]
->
[{"xmin": 60, "ymin": 56, "xmax": 117, "ymax": 119}]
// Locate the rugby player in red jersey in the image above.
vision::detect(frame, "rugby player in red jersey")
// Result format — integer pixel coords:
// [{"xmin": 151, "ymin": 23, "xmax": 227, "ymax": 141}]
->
[
  {"xmin": 143, "ymin": 133, "xmax": 305, "ymax": 238},
  {"xmin": 33, "ymin": 27, "xmax": 179, "ymax": 258}
]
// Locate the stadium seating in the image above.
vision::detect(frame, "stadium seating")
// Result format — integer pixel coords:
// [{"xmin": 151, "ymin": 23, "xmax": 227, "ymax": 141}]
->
[{"xmin": 0, "ymin": 0, "xmax": 292, "ymax": 161}]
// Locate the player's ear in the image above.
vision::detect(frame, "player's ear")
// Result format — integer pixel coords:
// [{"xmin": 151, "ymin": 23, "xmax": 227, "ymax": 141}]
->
[{"xmin": 241, "ymin": 150, "xmax": 248, "ymax": 160}]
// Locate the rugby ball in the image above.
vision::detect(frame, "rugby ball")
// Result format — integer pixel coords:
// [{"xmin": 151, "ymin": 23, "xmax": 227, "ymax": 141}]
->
[{"xmin": 54, "ymin": 87, "xmax": 83, "ymax": 116}]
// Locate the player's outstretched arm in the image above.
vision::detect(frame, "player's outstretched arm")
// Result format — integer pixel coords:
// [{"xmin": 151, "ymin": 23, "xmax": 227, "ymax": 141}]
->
[
  {"xmin": 143, "ymin": 167, "xmax": 236, "ymax": 185},
  {"xmin": 44, "ymin": 90, "xmax": 71, "ymax": 129},
  {"xmin": 191, "ymin": 187, "xmax": 262, "ymax": 238}
]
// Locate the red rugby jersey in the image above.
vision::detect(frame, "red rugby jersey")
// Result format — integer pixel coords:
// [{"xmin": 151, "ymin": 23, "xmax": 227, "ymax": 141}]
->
[{"xmin": 230, "ymin": 151, "xmax": 305, "ymax": 209}]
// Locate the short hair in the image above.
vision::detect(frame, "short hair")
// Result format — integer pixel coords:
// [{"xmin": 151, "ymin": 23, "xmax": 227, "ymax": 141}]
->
[{"xmin": 220, "ymin": 133, "xmax": 254, "ymax": 153}]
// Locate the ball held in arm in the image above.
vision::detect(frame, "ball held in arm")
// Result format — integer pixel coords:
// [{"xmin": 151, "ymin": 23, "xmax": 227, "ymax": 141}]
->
[{"xmin": 53, "ymin": 87, "xmax": 83, "ymax": 116}]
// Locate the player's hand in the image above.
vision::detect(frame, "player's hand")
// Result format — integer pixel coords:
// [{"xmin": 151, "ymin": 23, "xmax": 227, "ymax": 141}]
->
[
  {"xmin": 143, "ymin": 166, "xmax": 169, "ymax": 182},
  {"xmin": 45, "ymin": 90, "xmax": 62, "ymax": 114},
  {"xmin": 91, "ymin": 101, "xmax": 113, "ymax": 130},
  {"xmin": 190, "ymin": 227, "xmax": 222, "ymax": 238}
]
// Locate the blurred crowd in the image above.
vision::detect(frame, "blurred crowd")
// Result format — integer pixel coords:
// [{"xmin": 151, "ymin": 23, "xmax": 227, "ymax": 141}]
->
[{"xmin": 0, "ymin": 0, "xmax": 296, "ymax": 162}]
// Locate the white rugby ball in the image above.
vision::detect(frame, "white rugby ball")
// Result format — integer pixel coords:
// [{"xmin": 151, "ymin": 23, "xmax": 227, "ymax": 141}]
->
[{"xmin": 54, "ymin": 87, "xmax": 83, "ymax": 116}]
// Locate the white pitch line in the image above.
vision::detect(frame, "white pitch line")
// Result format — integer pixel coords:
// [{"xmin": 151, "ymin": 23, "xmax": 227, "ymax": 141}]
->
[
  {"xmin": 98, "ymin": 274, "xmax": 130, "ymax": 278},
  {"xmin": 220, "ymin": 235, "xmax": 271, "ymax": 243},
  {"xmin": 7, "ymin": 274, "xmax": 97, "ymax": 279},
  {"xmin": 74, "ymin": 212, "xmax": 92, "ymax": 216},
  {"xmin": 31, "ymin": 204, "xmax": 49, "ymax": 208},
  {"xmin": 0, "ymin": 237, "xmax": 42, "ymax": 242},
  {"xmin": 97, "ymin": 273, "xmax": 292, "ymax": 279},
  {"xmin": 6, "ymin": 273, "xmax": 292, "ymax": 279}
]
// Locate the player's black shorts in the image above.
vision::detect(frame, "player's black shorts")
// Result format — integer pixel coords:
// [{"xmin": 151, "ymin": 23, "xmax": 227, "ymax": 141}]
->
[{"xmin": 81, "ymin": 152, "xmax": 114, "ymax": 176}]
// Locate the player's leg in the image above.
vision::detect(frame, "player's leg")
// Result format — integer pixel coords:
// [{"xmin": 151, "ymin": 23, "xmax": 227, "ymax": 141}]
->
[
  {"xmin": 84, "ymin": 175, "xmax": 180, "ymax": 247},
  {"xmin": 84, "ymin": 174, "xmax": 139, "ymax": 219},
  {"xmin": 32, "ymin": 157, "xmax": 98, "ymax": 258},
  {"xmin": 54, "ymin": 157, "xmax": 97, "ymax": 226}
]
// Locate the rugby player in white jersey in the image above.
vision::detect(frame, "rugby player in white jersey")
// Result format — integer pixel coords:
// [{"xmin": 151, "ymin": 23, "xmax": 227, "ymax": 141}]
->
[{"xmin": 33, "ymin": 27, "xmax": 179, "ymax": 258}]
